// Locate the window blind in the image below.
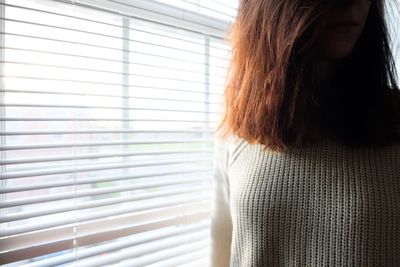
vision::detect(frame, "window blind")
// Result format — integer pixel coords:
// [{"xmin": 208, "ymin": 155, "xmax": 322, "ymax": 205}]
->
[
  {"xmin": 387, "ymin": 2, "xmax": 400, "ymax": 81},
  {"xmin": 0, "ymin": 0, "xmax": 236, "ymax": 265}
]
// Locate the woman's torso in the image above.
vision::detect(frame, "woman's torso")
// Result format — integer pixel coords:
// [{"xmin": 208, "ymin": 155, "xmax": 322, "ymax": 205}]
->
[{"xmin": 227, "ymin": 136, "xmax": 400, "ymax": 266}]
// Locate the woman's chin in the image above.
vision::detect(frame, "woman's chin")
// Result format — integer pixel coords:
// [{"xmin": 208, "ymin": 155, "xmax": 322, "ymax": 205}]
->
[{"xmin": 320, "ymin": 41, "xmax": 356, "ymax": 61}]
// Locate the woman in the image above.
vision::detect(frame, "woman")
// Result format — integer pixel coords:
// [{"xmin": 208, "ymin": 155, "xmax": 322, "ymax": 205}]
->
[{"xmin": 210, "ymin": 0, "xmax": 400, "ymax": 266}]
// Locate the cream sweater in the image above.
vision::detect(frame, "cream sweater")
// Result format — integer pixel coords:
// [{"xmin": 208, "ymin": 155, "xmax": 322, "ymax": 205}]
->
[{"xmin": 209, "ymin": 133, "xmax": 400, "ymax": 266}]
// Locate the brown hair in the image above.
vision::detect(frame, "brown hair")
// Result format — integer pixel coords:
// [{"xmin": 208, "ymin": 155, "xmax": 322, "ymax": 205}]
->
[{"xmin": 215, "ymin": 0, "xmax": 400, "ymax": 152}]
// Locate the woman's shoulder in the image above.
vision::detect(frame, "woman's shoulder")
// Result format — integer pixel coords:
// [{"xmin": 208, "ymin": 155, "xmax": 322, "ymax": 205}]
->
[{"xmin": 214, "ymin": 132, "xmax": 249, "ymax": 167}]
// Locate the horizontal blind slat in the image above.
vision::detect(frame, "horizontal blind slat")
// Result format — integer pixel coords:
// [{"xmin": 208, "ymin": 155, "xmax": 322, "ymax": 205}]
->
[
  {"xmin": 1, "ymin": 118, "xmax": 218, "ymax": 123},
  {"xmin": 1, "ymin": 88, "xmax": 221, "ymax": 104},
  {"xmin": 0, "ymin": 157, "xmax": 213, "ymax": 180},
  {"xmin": 1, "ymin": 149, "xmax": 212, "ymax": 165},
  {"xmin": 0, "ymin": 129, "xmax": 214, "ymax": 135},
  {"xmin": 0, "ymin": 103, "xmax": 219, "ymax": 114},
  {"xmin": 0, "ymin": 60, "xmax": 227, "ymax": 79},
  {"xmin": 0, "ymin": 75, "xmax": 223, "ymax": 90},
  {"xmin": 1, "ymin": 168, "xmax": 211, "ymax": 193},
  {"xmin": 1, "ymin": 197, "xmax": 211, "ymax": 236},
  {"xmin": 1, "ymin": 85, "xmax": 222, "ymax": 97},
  {"xmin": 1, "ymin": 88, "xmax": 222, "ymax": 101},
  {"xmin": 0, "ymin": 139, "xmax": 213, "ymax": 151}
]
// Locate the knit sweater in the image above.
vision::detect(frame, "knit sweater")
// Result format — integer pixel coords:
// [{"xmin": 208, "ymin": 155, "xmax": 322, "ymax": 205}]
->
[{"xmin": 209, "ymin": 133, "xmax": 400, "ymax": 267}]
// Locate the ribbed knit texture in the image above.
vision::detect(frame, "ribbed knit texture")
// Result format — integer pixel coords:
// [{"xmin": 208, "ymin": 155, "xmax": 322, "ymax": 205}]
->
[{"xmin": 209, "ymin": 134, "xmax": 400, "ymax": 267}]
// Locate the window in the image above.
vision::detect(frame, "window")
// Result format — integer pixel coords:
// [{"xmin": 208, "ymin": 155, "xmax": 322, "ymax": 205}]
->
[
  {"xmin": 0, "ymin": 0, "xmax": 236, "ymax": 265},
  {"xmin": 387, "ymin": 3, "xmax": 400, "ymax": 81}
]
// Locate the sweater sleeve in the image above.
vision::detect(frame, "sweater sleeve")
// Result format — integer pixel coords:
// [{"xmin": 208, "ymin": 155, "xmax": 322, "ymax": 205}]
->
[{"xmin": 209, "ymin": 136, "xmax": 233, "ymax": 267}]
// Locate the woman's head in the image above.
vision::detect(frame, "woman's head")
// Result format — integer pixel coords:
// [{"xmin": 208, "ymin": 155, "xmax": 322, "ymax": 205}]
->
[
  {"xmin": 216, "ymin": 0, "xmax": 400, "ymax": 152},
  {"xmin": 317, "ymin": 0, "xmax": 372, "ymax": 61}
]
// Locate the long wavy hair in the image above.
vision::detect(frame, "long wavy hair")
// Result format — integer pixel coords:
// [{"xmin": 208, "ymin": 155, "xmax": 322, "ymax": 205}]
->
[{"xmin": 215, "ymin": 0, "xmax": 400, "ymax": 152}]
